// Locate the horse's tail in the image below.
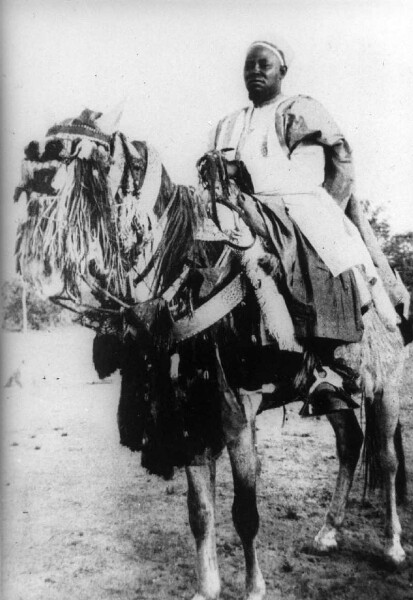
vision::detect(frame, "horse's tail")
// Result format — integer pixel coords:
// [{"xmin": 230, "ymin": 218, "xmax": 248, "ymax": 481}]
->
[{"xmin": 363, "ymin": 397, "xmax": 407, "ymax": 505}]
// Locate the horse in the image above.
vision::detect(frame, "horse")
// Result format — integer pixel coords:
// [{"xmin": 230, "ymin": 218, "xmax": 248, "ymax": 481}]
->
[{"xmin": 15, "ymin": 110, "xmax": 410, "ymax": 600}]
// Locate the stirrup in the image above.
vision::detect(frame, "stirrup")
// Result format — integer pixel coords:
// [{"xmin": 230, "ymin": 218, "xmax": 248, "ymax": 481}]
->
[{"xmin": 299, "ymin": 366, "xmax": 360, "ymax": 418}]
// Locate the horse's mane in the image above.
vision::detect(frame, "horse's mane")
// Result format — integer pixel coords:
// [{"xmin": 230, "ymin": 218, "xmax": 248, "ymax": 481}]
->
[{"xmin": 151, "ymin": 184, "xmax": 200, "ymax": 297}]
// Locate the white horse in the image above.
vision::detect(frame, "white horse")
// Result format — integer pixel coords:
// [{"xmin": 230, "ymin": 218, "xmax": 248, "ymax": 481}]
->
[{"xmin": 15, "ymin": 114, "xmax": 409, "ymax": 600}]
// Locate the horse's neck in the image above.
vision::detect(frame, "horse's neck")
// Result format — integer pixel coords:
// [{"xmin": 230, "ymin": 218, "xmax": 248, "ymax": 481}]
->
[
  {"xmin": 112, "ymin": 139, "xmax": 172, "ymax": 302},
  {"xmin": 129, "ymin": 249, "xmax": 161, "ymax": 303},
  {"xmin": 127, "ymin": 174, "xmax": 183, "ymax": 303}
]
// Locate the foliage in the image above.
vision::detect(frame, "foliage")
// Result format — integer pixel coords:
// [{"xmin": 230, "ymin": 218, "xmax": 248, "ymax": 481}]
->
[
  {"xmin": 1, "ymin": 278, "xmax": 69, "ymax": 331},
  {"xmin": 384, "ymin": 232, "xmax": 413, "ymax": 292},
  {"xmin": 362, "ymin": 199, "xmax": 413, "ymax": 293},
  {"xmin": 362, "ymin": 199, "xmax": 391, "ymax": 247}
]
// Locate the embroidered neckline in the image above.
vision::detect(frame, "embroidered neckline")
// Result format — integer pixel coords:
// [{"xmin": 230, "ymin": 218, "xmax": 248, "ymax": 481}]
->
[{"xmin": 238, "ymin": 95, "xmax": 288, "ymax": 157}]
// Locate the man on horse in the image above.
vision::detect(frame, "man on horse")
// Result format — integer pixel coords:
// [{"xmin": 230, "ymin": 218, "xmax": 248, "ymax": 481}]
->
[{"xmin": 209, "ymin": 37, "xmax": 410, "ymax": 415}]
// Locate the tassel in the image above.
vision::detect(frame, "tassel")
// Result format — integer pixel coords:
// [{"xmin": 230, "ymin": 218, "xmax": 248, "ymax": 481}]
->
[
  {"xmin": 239, "ymin": 238, "xmax": 302, "ymax": 352},
  {"xmin": 128, "ymin": 297, "xmax": 174, "ymax": 351},
  {"xmin": 150, "ymin": 298, "xmax": 174, "ymax": 350}
]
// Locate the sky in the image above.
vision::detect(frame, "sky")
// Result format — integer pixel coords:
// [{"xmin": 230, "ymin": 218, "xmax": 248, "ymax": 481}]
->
[{"xmin": 1, "ymin": 0, "xmax": 413, "ymax": 279}]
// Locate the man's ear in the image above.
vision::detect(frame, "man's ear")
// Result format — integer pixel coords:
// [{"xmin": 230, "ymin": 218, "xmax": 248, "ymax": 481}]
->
[{"xmin": 280, "ymin": 65, "xmax": 288, "ymax": 78}]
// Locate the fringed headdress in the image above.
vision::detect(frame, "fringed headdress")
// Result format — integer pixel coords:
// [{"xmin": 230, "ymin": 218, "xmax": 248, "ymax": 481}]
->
[{"xmin": 15, "ymin": 108, "xmax": 132, "ymax": 300}]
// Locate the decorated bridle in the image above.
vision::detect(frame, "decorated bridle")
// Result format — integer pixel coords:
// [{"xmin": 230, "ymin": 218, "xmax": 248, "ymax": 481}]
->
[{"xmin": 15, "ymin": 111, "xmax": 259, "ymax": 341}]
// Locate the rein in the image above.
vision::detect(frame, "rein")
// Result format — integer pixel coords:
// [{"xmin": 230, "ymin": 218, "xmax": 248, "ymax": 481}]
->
[
  {"xmin": 42, "ymin": 143, "xmax": 255, "ymax": 340},
  {"xmin": 196, "ymin": 150, "xmax": 256, "ymax": 251},
  {"xmin": 213, "ymin": 196, "xmax": 256, "ymax": 251},
  {"xmin": 49, "ymin": 184, "xmax": 189, "ymax": 326}
]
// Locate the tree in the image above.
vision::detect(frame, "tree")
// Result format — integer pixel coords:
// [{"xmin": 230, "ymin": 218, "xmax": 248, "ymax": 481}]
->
[
  {"xmin": 362, "ymin": 199, "xmax": 413, "ymax": 294},
  {"xmin": 384, "ymin": 232, "xmax": 413, "ymax": 293},
  {"xmin": 1, "ymin": 278, "xmax": 69, "ymax": 331},
  {"xmin": 361, "ymin": 199, "xmax": 391, "ymax": 248}
]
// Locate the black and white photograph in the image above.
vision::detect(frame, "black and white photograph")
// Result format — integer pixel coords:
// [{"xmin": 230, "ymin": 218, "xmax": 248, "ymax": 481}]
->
[{"xmin": 1, "ymin": 1, "xmax": 413, "ymax": 599}]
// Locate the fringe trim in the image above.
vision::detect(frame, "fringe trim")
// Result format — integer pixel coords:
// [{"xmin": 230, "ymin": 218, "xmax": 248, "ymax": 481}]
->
[
  {"xmin": 334, "ymin": 306, "xmax": 404, "ymax": 398},
  {"xmin": 16, "ymin": 155, "xmax": 127, "ymax": 297},
  {"xmin": 239, "ymin": 238, "xmax": 302, "ymax": 352}
]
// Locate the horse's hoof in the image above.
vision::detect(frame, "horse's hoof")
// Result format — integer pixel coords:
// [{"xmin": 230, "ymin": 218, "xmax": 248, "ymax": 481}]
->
[
  {"xmin": 245, "ymin": 572, "xmax": 266, "ymax": 600},
  {"xmin": 245, "ymin": 591, "xmax": 266, "ymax": 600},
  {"xmin": 314, "ymin": 527, "xmax": 338, "ymax": 553},
  {"xmin": 384, "ymin": 542, "xmax": 406, "ymax": 566},
  {"xmin": 191, "ymin": 585, "xmax": 221, "ymax": 600}
]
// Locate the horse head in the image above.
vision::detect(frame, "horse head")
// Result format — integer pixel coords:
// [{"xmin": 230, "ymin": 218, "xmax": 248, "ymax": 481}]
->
[
  {"xmin": 14, "ymin": 109, "xmax": 164, "ymax": 310},
  {"xmin": 15, "ymin": 111, "xmax": 256, "ymax": 338}
]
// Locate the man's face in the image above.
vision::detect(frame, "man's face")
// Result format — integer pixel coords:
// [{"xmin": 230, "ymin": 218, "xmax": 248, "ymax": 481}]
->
[{"xmin": 244, "ymin": 46, "xmax": 285, "ymax": 106}]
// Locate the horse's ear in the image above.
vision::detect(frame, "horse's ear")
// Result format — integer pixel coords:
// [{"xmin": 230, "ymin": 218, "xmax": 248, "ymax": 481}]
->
[
  {"xmin": 79, "ymin": 109, "xmax": 103, "ymax": 124},
  {"xmin": 95, "ymin": 99, "xmax": 126, "ymax": 136}
]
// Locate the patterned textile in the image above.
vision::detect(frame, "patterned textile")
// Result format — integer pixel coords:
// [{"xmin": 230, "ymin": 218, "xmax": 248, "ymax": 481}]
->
[{"xmin": 258, "ymin": 200, "xmax": 364, "ymax": 343}]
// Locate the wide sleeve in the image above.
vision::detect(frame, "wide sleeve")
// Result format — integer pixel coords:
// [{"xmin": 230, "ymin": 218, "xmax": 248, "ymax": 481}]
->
[
  {"xmin": 287, "ymin": 97, "xmax": 409, "ymax": 314},
  {"xmin": 285, "ymin": 96, "xmax": 355, "ymax": 209}
]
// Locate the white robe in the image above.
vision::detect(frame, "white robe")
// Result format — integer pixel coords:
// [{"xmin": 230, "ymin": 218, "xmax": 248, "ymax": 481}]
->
[
  {"xmin": 213, "ymin": 96, "xmax": 398, "ymax": 329},
  {"xmin": 214, "ymin": 96, "xmax": 377, "ymax": 279}
]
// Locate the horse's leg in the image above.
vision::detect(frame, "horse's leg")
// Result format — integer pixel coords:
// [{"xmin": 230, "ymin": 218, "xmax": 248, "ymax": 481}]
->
[
  {"xmin": 186, "ymin": 460, "xmax": 221, "ymax": 600},
  {"xmin": 314, "ymin": 410, "xmax": 363, "ymax": 551},
  {"xmin": 227, "ymin": 392, "xmax": 266, "ymax": 600},
  {"xmin": 376, "ymin": 375, "xmax": 406, "ymax": 564}
]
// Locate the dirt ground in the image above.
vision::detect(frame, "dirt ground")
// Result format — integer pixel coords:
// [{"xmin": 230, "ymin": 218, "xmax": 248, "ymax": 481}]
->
[{"xmin": 1, "ymin": 326, "xmax": 412, "ymax": 600}]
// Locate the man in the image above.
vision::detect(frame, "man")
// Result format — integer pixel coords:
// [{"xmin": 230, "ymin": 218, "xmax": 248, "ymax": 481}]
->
[{"xmin": 209, "ymin": 39, "xmax": 408, "ymax": 413}]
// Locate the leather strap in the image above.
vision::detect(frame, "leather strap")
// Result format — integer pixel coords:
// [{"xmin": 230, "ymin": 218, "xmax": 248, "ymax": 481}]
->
[{"xmin": 173, "ymin": 274, "xmax": 246, "ymax": 341}]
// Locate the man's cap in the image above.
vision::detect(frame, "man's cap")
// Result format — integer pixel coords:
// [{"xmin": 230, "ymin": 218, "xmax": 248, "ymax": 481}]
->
[{"xmin": 247, "ymin": 37, "xmax": 294, "ymax": 69}]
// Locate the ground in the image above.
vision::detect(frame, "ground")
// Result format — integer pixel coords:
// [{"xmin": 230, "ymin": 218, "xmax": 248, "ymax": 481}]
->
[{"xmin": 1, "ymin": 326, "xmax": 412, "ymax": 600}]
